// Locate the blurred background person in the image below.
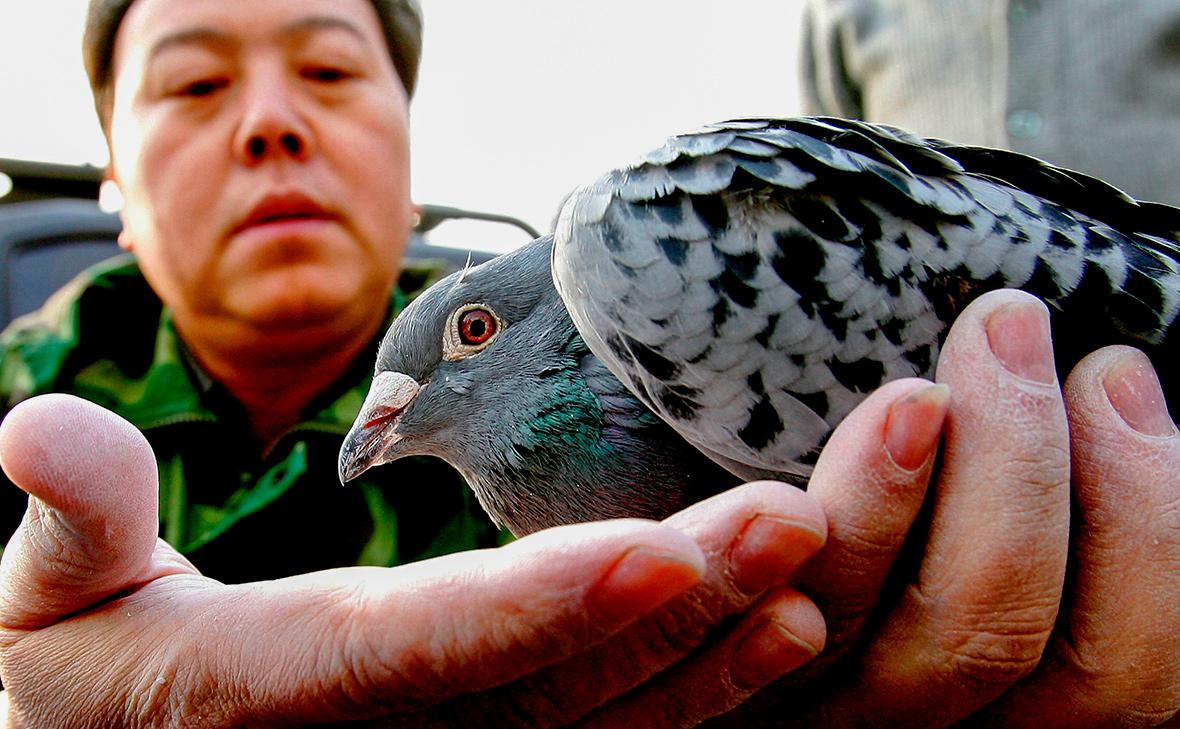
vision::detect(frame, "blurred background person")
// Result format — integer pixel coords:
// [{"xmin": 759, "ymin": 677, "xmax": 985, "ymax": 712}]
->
[{"xmin": 800, "ymin": 0, "xmax": 1180, "ymax": 205}]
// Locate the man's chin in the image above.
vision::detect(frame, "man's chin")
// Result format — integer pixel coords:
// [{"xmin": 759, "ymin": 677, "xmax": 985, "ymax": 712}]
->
[
  {"xmin": 243, "ymin": 304, "xmax": 342, "ymax": 330},
  {"xmin": 225, "ymin": 271, "xmax": 389, "ymax": 332}
]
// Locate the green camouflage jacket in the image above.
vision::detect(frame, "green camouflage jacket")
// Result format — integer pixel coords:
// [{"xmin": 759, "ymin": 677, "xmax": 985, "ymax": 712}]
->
[{"xmin": 0, "ymin": 254, "xmax": 501, "ymax": 582}]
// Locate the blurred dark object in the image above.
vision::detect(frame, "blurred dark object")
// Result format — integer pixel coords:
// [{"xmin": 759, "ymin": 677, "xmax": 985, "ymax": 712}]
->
[
  {"xmin": 0, "ymin": 158, "xmax": 104, "ymax": 204},
  {"xmin": 0, "ymin": 198, "xmax": 123, "ymax": 325}
]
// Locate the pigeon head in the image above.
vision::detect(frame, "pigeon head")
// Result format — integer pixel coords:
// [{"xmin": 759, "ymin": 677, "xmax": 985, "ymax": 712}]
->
[{"xmin": 340, "ymin": 235, "xmax": 737, "ymax": 535}]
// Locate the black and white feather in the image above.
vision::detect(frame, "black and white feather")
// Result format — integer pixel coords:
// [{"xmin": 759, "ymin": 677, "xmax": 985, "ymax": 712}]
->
[{"xmin": 552, "ymin": 117, "xmax": 1180, "ymax": 483}]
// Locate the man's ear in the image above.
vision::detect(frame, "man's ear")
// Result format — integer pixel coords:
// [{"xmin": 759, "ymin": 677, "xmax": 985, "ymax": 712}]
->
[
  {"xmin": 98, "ymin": 175, "xmax": 134, "ymax": 252},
  {"xmin": 116, "ymin": 229, "xmax": 135, "ymax": 252}
]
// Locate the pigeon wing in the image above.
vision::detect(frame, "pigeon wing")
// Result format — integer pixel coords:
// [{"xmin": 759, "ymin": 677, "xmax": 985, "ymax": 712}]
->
[{"xmin": 552, "ymin": 117, "xmax": 1180, "ymax": 482}]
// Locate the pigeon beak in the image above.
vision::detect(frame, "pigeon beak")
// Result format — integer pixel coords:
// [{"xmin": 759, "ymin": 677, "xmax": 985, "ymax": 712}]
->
[{"xmin": 338, "ymin": 371, "xmax": 421, "ymax": 484}]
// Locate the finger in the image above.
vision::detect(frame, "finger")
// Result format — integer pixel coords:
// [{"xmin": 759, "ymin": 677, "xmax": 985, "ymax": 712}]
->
[
  {"xmin": 704, "ymin": 378, "xmax": 948, "ymax": 727},
  {"xmin": 797, "ymin": 377, "xmax": 946, "ymax": 656},
  {"xmin": 811, "ymin": 290, "xmax": 1073, "ymax": 726},
  {"xmin": 404, "ymin": 481, "xmax": 827, "ymax": 728},
  {"xmin": 128, "ymin": 518, "xmax": 705, "ymax": 725},
  {"xmin": 0, "ymin": 394, "xmax": 187, "ymax": 631},
  {"xmin": 577, "ymin": 588, "xmax": 824, "ymax": 728},
  {"xmin": 977, "ymin": 346, "xmax": 1180, "ymax": 727},
  {"xmin": 3, "ymin": 517, "xmax": 707, "ymax": 727}
]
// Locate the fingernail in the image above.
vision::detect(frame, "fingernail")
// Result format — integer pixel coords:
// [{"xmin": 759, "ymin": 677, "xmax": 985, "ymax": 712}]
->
[
  {"xmin": 731, "ymin": 619, "xmax": 820, "ymax": 691},
  {"xmin": 1103, "ymin": 351, "xmax": 1177, "ymax": 438},
  {"xmin": 986, "ymin": 301, "xmax": 1056, "ymax": 385},
  {"xmin": 884, "ymin": 384, "xmax": 950, "ymax": 471},
  {"xmin": 590, "ymin": 547, "xmax": 703, "ymax": 623},
  {"xmin": 729, "ymin": 514, "xmax": 825, "ymax": 595}
]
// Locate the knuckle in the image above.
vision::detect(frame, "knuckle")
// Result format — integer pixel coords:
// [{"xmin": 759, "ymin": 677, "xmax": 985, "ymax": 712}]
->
[
  {"xmin": 634, "ymin": 599, "xmax": 716, "ymax": 661},
  {"xmin": 26, "ymin": 506, "xmax": 101, "ymax": 582},
  {"xmin": 949, "ymin": 643, "xmax": 1042, "ymax": 688},
  {"xmin": 134, "ymin": 649, "xmax": 236, "ymax": 728},
  {"xmin": 944, "ymin": 626, "xmax": 1048, "ymax": 687},
  {"xmin": 831, "ymin": 522, "xmax": 907, "ymax": 571},
  {"xmin": 1006, "ymin": 444, "xmax": 1071, "ymax": 493},
  {"xmin": 339, "ymin": 603, "xmax": 445, "ymax": 711},
  {"xmin": 336, "ymin": 636, "xmax": 403, "ymax": 709},
  {"xmin": 929, "ymin": 592, "xmax": 1057, "ymax": 689},
  {"xmin": 913, "ymin": 579, "xmax": 1058, "ymax": 689}
]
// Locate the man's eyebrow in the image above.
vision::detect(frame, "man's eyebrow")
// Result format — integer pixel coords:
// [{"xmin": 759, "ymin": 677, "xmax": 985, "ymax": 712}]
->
[
  {"xmin": 146, "ymin": 16, "xmax": 370, "ymax": 61},
  {"xmin": 279, "ymin": 15, "xmax": 370, "ymax": 44},
  {"xmin": 147, "ymin": 28, "xmax": 233, "ymax": 60}
]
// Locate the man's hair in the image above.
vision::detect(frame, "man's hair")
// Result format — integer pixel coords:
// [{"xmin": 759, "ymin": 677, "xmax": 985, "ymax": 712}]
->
[{"xmin": 82, "ymin": 0, "xmax": 423, "ymax": 136}]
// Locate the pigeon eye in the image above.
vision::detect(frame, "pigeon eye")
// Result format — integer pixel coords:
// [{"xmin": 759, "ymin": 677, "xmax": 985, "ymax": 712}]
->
[
  {"xmin": 443, "ymin": 303, "xmax": 504, "ymax": 361},
  {"xmin": 459, "ymin": 308, "xmax": 497, "ymax": 345}
]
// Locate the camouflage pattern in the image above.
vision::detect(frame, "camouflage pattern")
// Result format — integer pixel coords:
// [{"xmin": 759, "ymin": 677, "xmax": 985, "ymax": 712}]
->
[{"xmin": 0, "ymin": 254, "xmax": 503, "ymax": 578}]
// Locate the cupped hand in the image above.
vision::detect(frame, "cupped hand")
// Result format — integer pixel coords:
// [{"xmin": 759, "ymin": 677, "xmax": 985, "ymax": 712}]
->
[
  {"xmin": 711, "ymin": 289, "xmax": 1180, "ymax": 727},
  {"xmin": 0, "ymin": 394, "xmax": 828, "ymax": 728}
]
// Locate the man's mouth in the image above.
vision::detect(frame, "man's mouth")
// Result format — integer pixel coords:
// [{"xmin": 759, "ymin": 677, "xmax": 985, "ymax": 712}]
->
[{"xmin": 234, "ymin": 191, "xmax": 336, "ymax": 234}]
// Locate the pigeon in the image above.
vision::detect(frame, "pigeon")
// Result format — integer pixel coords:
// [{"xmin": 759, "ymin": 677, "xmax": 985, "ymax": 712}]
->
[
  {"xmin": 338, "ymin": 237, "xmax": 741, "ymax": 535},
  {"xmin": 341, "ymin": 117, "xmax": 1179, "ymax": 536}
]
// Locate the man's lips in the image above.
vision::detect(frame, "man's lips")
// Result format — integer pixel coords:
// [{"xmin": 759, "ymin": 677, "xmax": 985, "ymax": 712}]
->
[{"xmin": 232, "ymin": 191, "xmax": 337, "ymax": 235}]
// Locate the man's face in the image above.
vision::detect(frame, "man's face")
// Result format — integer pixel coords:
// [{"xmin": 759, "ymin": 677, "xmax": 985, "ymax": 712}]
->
[{"xmin": 106, "ymin": 0, "xmax": 412, "ymax": 334}]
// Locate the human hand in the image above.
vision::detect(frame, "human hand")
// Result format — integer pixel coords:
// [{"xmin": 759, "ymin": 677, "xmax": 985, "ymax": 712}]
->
[
  {"xmin": 0, "ymin": 394, "xmax": 827, "ymax": 728},
  {"xmin": 710, "ymin": 289, "xmax": 1180, "ymax": 727}
]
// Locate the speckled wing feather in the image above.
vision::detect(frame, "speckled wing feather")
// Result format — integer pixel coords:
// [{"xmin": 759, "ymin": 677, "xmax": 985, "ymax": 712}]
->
[{"xmin": 551, "ymin": 117, "xmax": 1180, "ymax": 483}]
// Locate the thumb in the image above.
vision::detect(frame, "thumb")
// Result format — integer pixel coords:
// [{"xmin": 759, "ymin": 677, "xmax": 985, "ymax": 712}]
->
[{"xmin": 0, "ymin": 394, "xmax": 162, "ymax": 630}]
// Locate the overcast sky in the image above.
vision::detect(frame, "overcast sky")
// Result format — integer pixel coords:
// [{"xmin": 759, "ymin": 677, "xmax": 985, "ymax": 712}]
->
[{"xmin": 0, "ymin": 1, "xmax": 803, "ymax": 250}]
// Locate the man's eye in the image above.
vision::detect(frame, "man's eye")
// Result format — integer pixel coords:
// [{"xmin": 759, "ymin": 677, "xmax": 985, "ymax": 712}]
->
[
  {"xmin": 177, "ymin": 78, "xmax": 228, "ymax": 97},
  {"xmin": 303, "ymin": 67, "xmax": 351, "ymax": 83}
]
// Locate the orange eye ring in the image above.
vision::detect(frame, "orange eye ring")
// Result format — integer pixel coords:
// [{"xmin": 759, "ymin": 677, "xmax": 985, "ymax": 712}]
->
[
  {"xmin": 443, "ymin": 303, "xmax": 503, "ymax": 361},
  {"xmin": 459, "ymin": 308, "xmax": 497, "ymax": 345}
]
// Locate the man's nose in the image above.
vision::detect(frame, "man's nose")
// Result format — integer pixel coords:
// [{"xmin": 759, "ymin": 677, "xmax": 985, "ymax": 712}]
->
[{"xmin": 233, "ymin": 79, "xmax": 314, "ymax": 165}]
